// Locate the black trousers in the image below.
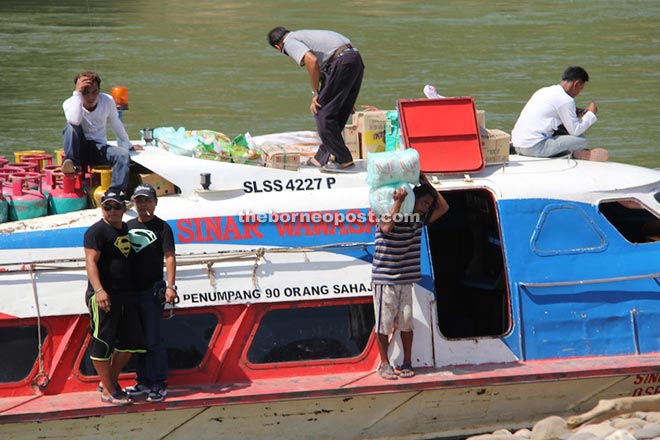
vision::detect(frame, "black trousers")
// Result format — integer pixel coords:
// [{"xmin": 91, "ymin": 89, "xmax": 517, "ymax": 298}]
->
[{"xmin": 314, "ymin": 50, "xmax": 364, "ymax": 165}]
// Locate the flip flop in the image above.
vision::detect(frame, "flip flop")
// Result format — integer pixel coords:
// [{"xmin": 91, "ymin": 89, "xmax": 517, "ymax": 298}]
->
[
  {"xmin": 321, "ymin": 162, "xmax": 357, "ymax": 173},
  {"xmin": 101, "ymin": 390, "xmax": 132, "ymax": 406},
  {"xmin": 394, "ymin": 363, "xmax": 415, "ymax": 378},
  {"xmin": 301, "ymin": 158, "xmax": 322, "ymax": 168},
  {"xmin": 97, "ymin": 381, "xmax": 122, "ymax": 393},
  {"xmin": 377, "ymin": 364, "xmax": 398, "ymax": 380}
]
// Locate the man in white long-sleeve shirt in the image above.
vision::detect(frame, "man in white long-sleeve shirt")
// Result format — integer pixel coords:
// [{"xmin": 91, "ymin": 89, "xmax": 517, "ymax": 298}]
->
[
  {"xmin": 511, "ymin": 66, "xmax": 608, "ymax": 161},
  {"xmin": 62, "ymin": 71, "xmax": 140, "ymax": 192}
]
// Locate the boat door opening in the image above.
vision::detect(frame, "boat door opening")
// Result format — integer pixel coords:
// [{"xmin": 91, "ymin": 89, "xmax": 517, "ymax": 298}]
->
[{"xmin": 428, "ymin": 189, "xmax": 510, "ymax": 339}]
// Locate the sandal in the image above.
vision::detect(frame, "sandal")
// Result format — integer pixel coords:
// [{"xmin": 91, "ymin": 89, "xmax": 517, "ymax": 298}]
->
[
  {"xmin": 377, "ymin": 364, "xmax": 398, "ymax": 380},
  {"xmin": 301, "ymin": 158, "xmax": 322, "ymax": 168},
  {"xmin": 97, "ymin": 381, "xmax": 122, "ymax": 393},
  {"xmin": 323, "ymin": 161, "xmax": 355, "ymax": 171},
  {"xmin": 394, "ymin": 363, "xmax": 415, "ymax": 378},
  {"xmin": 101, "ymin": 390, "xmax": 132, "ymax": 406}
]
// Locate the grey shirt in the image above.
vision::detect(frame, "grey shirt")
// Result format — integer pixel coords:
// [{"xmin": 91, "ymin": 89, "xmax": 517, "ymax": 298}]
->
[{"xmin": 282, "ymin": 30, "xmax": 351, "ymax": 69}]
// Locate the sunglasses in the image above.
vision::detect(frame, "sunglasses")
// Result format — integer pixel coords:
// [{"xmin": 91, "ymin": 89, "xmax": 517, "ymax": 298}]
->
[{"xmin": 102, "ymin": 203, "xmax": 124, "ymax": 211}]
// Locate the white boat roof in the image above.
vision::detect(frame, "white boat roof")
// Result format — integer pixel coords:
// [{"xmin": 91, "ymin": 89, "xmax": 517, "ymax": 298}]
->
[{"xmin": 132, "ymin": 146, "xmax": 660, "ymax": 204}]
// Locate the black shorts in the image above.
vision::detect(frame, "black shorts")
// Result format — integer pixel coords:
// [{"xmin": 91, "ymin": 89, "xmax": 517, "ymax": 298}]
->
[{"xmin": 87, "ymin": 291, "xmax": 145, "ymax": 361}]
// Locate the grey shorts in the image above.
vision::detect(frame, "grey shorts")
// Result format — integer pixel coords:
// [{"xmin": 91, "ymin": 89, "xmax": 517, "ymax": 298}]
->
[
  {"xmin": 372, "ymin": 283, "xmax": 413, "ymax": 335},
  {"xmin": 516, "ymin": 135, "xmax": 589, "ymax": 157}
]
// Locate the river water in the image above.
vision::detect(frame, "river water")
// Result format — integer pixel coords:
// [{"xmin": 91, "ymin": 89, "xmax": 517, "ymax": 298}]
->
[{"xmin": 0, "ymin": 0, "xmax": 658, "ymax": 167}]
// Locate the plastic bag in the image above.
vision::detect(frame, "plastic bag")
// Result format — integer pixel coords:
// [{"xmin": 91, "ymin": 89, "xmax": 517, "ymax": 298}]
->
[
  {"xmin": 369, "ymin": 182, "xmax": 415, "ymax": 218},
  {"xmin": 366, "ymin": 149, "xmax": 420, "ymax": 188}
]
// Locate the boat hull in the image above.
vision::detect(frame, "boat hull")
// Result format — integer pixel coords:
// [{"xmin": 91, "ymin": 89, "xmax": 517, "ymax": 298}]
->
[{"xmin": 1, "ymin": 370, "xmax": 655, "ymax": 440}]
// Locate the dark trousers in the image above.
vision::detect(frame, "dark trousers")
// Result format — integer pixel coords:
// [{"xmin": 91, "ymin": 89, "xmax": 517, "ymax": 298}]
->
[
  {"xmin": 314, "ymin": 50, "xmax": 364, "ymax": 165},
  {"xmin": 133, "ymin": 290, "xmax": 168, "ymax": 389},
  {"xmin": 62, "ymin": 123, "xmax": 130, "ymax": 191}
]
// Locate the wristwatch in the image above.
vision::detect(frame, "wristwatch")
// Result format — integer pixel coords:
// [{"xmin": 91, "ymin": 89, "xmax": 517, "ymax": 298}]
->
[
  {"xmin": 311, "ymin": 90, "xmax": 318, "ymax": 97},
  {"xmin": 167, "ymin": 285, "xmax": 178, "ymax": 291}
]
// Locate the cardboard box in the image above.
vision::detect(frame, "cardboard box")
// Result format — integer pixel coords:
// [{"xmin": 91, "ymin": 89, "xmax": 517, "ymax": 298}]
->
[
  {"xmin": 261, "ymin": 144, "xmax": 301, "ymax": 170},
  {"xmin": 481, "ymin": 128, "xmax": 510, "ymax": 163},
  {"xmin": 343, "ymin": 124, "xmax": 360, "ymax": 159},
  {"xmin": 353, "ymin": 110, "xmax": 388, "ymax": 155},
  {"xmin": 138, "ymin": 172, "xmax": 177, "ymax": 196}
]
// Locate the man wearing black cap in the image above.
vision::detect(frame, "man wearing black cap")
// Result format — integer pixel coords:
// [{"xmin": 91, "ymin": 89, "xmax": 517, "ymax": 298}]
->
[
  {"xmin": 84, "ymin": 189, "xmax": 144, "ymax": 405},
  {"xmin": 126, "ymin": 183, "xmax": 177, "ymax": 402},
  {"xmin": 267, "ymin": 27, "xmax": 364, "ymax": 171}
]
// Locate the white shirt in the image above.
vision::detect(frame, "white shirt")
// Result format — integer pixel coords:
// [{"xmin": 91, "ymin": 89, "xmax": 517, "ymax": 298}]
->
[
  {"xmin": 63, "ymin": 91, "xmax": 132, "ymax": 149},
  {"xmin": 511, "ymin": 84, "xmax": 597, "ymax": 149}
]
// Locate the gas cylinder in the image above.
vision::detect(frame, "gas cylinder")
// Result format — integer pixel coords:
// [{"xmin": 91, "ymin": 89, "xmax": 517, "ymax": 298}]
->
[
  {"xmin": 4, "ymin": 173, "xmax": 47, "ymax": 221},
  {"xmin": 22, "ymin": 153, "xmax": 53, "ymax": 173},
  {"xmin": 48, "ymin": 172, "xmax": 87, "ymax": 215},
  {"xmin": 13, "ymin": 150, "xmax": 46, "ymax": 163},
  {"xmin": 7, "ymin": 162, "xmax": 39, "ymax": 173},
  {"xmin": 53, "ymin": 149, "xmax": 65, "ymax": 165},
  {"xmin": 89, "ymin": 166, "xmax": 112, "ymax": 208},
  {"xmin": 0, "ymin": 179, "xmax": 8, "ymax": 223},
  {"xmin": 40, "ymin": 165, "xmax": 62, "ymax": 196}
]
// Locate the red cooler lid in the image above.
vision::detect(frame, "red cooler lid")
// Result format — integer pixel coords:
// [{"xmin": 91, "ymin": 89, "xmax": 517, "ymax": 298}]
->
[{"xmin": 398, "ymin": 97, "xmax": 484, "ymax": 173}]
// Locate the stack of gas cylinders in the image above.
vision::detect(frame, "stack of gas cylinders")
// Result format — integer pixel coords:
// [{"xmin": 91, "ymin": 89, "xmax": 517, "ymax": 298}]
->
[{"xmin": 0, "ymin": 150, "xmax": 88, "ymax": 224}]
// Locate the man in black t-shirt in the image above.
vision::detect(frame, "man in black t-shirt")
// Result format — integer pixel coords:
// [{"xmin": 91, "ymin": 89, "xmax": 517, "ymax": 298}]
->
[
  {"xmin": 126, "ymin": 183, "xmax": 177, "ymax": 403},
  {"xmin": 84, "ymin": 189, "xmax": 144, "ymax": 405}
]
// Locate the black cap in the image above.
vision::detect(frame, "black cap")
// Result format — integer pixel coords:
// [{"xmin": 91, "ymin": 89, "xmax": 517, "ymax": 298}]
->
[
  {"xmin": 131, "ymin": 183, "xmax": 157, "ymax": 200},
  {"xmin": 101, "ymin": 189, "xmax": 126, "ymax": 205}
]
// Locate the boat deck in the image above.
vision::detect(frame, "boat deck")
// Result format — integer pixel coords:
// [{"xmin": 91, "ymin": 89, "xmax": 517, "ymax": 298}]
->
[{"xmin": 2, "ymin": 352, "xmax": 658, "ymax": 424}]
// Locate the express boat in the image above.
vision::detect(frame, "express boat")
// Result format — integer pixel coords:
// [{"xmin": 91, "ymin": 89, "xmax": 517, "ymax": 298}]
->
[{"xmin": 1, "ymin": 99, "xmax": 659, "ymax": 439}]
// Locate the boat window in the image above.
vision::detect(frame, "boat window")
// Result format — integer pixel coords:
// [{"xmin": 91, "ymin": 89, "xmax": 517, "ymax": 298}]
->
[
  {"xmin": 246, "ymin": 303, "xmax": 374, "ymax": 364},
  {"xmin": 428, "ymin": 189, "xmax": 511, "ymax": 339},
  {"xmin": 599, "ymin": 200, "xmax": 660, "ymax": 244},
  {"xmin": 532, "ymin": 204, "xmax": 606, "ymax": 255},
  {"xmin": 0, "ymin": 325, "xmax": 47, "ymax": 383},
  {"xmin": 79, "ymin": 312, "xmax": 218, "ymax": 376}
]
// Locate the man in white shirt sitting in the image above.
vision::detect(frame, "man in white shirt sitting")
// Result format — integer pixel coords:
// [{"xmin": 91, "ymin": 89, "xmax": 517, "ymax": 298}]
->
[
  {"xmin": 62, "ymin": 71, "xmax": 140, "ymax": 192},
  {"xmin": 511, "ymin": 66, "xmax": 607, "ymax": 161}
]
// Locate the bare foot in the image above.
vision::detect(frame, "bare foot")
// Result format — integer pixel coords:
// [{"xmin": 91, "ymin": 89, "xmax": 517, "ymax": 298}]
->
[{"xmin": 573, "ymin": 148, "xmax": 608, "ymax": 162}]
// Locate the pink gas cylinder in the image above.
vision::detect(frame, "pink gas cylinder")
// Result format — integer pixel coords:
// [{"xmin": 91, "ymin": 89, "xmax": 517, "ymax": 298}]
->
[
  {"xmin": 48, "ymin": 171, "xmax": 87, "ymax": 215},
  {"xmin": 4, "ymin": 172, "xmax": 47, "ymax": 221}
]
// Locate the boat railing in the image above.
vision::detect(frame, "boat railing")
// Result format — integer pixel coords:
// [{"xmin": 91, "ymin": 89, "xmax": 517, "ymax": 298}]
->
[{"xmin": 518, "ymin": 272, "xmax": 660, "ymax": 288}]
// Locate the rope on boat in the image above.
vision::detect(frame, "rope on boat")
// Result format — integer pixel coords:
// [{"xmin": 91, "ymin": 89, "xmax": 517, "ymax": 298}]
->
[
  {"xmin": 0, "ymin": 242, "xmax": 374, "ymax": 273},
  {"xmin": 251, "ymin": 248, "xmax": 266, "ymax": 291},
  {"xmin": 29, "ymin": 264, "xmax": 49, "ymax": 391}
]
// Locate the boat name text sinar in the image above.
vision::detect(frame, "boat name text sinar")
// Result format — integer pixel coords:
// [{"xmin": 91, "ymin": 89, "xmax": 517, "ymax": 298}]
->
[{"xmin": 176, "ymin": 210, "xmax": 376, "ymax": 243}]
